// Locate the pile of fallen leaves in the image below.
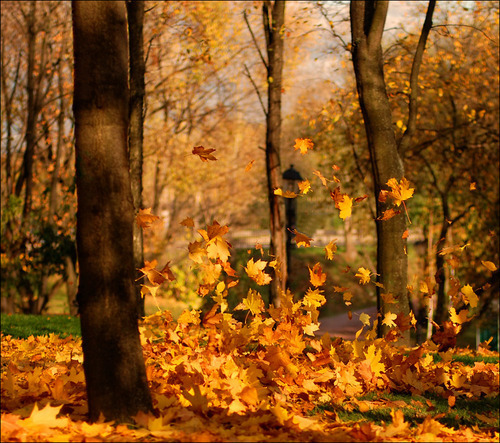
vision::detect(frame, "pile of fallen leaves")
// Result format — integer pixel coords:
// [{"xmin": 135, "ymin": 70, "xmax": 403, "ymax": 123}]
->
[
  {"xmin": 2, "ymin": 176, "xmax": 499, "ymax": 441},
  {"xmin": 1, "ymin": 293, "xmax": 499, "ymax": 442}
]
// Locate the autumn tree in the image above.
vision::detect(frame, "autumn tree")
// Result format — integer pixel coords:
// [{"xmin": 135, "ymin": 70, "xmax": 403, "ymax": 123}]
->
[
  {"xmin": 350, "ymin": 0, "xmax": 435, "ymax": 344},
  {"xmin": 127, "ymin": 0, "xmax": 146, "ymax": 318},
  {"xmin": 72, "ymin": 0, "xmax": 152, "ymax": 422},
  {"xmin": 244, "ymin": 1, "xmax": 287, "ymax": 306}
]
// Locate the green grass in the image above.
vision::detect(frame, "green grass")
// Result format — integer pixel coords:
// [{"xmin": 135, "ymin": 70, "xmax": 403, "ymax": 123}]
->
[
  {"xmin": 313, "ymin": 391, "xmax": 499, "ymax": 430},
  {"xmin": 0, "ymin": 313, "xmax": 81, "ymax": 339}
]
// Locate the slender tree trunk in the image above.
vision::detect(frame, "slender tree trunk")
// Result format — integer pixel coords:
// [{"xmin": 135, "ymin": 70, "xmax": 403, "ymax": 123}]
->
[
  {"xmin": 72, "ymin": 0, "xmax": 152, "ymax": 422},
  {"xmin": 127, "ymin": 0, "xmax": 146, "ymax": 318},
  {"xmin": 264, "ymin": 0, "xmax": 287, "ymax": 306},
  {"xmin": 350, "ymin": 1, "xmax": 409, "ymax": 344}
]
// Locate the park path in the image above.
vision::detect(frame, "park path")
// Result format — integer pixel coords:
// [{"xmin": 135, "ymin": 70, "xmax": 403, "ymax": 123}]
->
[{"xmin": 316, "ymin": 306, "xmax": 378, "ymax": 340}]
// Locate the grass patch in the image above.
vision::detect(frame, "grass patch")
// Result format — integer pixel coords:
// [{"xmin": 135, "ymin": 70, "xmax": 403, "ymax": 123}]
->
[
  {"xmin": 0, "ymin": 313, "xmax": 81, "ymax": 339},
  {"xmin": 314, "ymin": 391, "xmax": 499, "ymax": 431}
]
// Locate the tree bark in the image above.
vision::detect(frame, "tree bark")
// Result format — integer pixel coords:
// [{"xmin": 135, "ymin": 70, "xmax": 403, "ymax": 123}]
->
[
  {"xmin": 72, "ymin": 0, "xmax": 152, "ymax": 422},
  {"xmin": 126, "ymin": 0, "xmax": 146, "ymax": 318},
  {"xmin": 350, "ymin": 1, "xmax": 410, "ymax": 344},
  {"xmin": 264, "ymin": 0, "xmax": 287, "ymax": 307}
]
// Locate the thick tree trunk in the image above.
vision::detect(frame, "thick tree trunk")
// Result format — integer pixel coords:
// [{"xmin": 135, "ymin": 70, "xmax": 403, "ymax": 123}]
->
[
  {"xmin": 72, "ymin": 0, "xmax": 152, "ymax": 422},
  {"xmin": 127, "ymin": 0, "xmax": 146, "ymax": 318},
  {"xmin": 264, "ymin": 0, "xmax": 287, "ymax": 307},
  {"xmin": 350, "ymin": 1, "xmax": 410, "ymax": 344}
]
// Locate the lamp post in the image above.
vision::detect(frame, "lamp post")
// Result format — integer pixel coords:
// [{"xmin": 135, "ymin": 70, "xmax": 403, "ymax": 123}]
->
[{"xmin": 282, "ymin": 164, "xmax": 303, "ymax": 285}]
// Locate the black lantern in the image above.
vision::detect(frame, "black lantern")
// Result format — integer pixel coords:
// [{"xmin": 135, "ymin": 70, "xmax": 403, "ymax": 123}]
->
[{"xmin": 282, "ymin": 164, "xmax": 303, "ymax": 275}]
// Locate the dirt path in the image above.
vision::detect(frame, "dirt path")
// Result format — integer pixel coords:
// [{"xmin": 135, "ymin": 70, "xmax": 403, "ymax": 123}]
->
[{"xmin": 316, "ymin": 306, "xmax": 378, "ymax": 340}]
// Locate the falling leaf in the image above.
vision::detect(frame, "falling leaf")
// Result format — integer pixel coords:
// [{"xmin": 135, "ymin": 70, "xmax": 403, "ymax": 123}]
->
[
  {"xmin": 298, "ymin": 179, "xmax": 311, "ymax": 194},
  {"xmin": 324, "ymin": 240, "xmax": 337, "ymax": 260},
  {"xmin": 354, "ymin": 194, "xmax": 368, "ymax": 203},
  {"xmin": 234, "ymin": 289, "xmax": 265, "ymax": 315},
  {"xmin": 245, "ymin": 258, "xmax": 272, "ymax": 285},
  {"xmin": 180, "ymin": 217, "xmax": 195, "ymax": 228},
  {"xmin": 386, "ymin": 177, "xmax": 414, "ymax": 207},
  {"xmin": 294, "ymin": 138, "xmax": 314, "ymax": 154},
  {"xmin": 309, "ymin": 263, "xmax": 326, "ymax": 287},
  {"xmin": 438, "ymin": 243, "xmax": 470, "ymax": 255},
  {"xmin": 192, "ymin": 145, "xmax": 217, "ymax": 162},
  {"xmin": 402, "ymin": 229, "xmax": 409, "ymax": 239},
  {"xmin": 469, "ymin": 182, "xmax": 476, "ymax": 190},
  {"xmin": 461, "ymin": 284, "xmax": 478, "ymax": 308},
  {"xmin": 355, "ymin": 267, "xmax": 372, "ymax": 285},
  {"xmin": 359, "ymin": 313, "xmax": 371, "ymax": 327},
  {"xmin": 382, "ymin": 312, "xmax": 398, "ymax": 328},
  {"xmin": 292, "ymin": 229, "xmax": 314, "ymax": 247},
  {"xmin": 338, "ymin": 196, "xmax": 353, "ymax": 220},
  {"xmin": 136, "ymin": 208, "xmax": 160, "ymax": 229},
  {"xmin": 377, "ymin": 208, "xmax": 402, "ymax": 221},
  {"xmin": 449, "ymin": 307, "xmax": 469, "ymax": 325},
  {"xmin": 245, "ymin": 160, "xmax": 255, "ymax": 171},
  {"xmin": 313, "ymin": 170, "xmax": 328, "ymax": 187},
  {"xmin": 274, "ymin": 188, "xmax": 298, "ymax": 198},
  {"xmin": 481, "ymin": 260, "xmax": 497, "ymax": 271}
]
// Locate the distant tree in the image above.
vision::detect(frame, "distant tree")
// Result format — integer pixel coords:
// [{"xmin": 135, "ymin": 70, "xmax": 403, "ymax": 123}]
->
[{"xmin": 72, "ymin": 0, "xmax": 152, "ymax": 422}]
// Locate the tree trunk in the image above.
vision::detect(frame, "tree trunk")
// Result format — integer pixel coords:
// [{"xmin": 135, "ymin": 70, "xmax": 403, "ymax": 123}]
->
[
  {"xmin": 350, "ymin": 1, "xmax": 410, "ymax": 344},
  {"xmin": 127, "ymin": 0, "xmax": 146, "ymax": 318},
  {"xmin": 72, "ymin": 0, "xmax": 152, "ymax": 422},
  {"xmin": 264, "ymin": 0, "xmax": 287, "ymax": 307}
]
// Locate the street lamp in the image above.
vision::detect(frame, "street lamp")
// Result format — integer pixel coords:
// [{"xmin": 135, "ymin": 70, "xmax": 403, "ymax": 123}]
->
[{"xmin": 282, "ymin": 164, "xmax": 303, "ymax": 278}]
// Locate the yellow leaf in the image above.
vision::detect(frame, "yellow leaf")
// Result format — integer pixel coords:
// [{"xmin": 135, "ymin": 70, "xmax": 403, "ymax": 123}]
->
[
  {"xmin": 359, "ymin": 312, "xmax": 371, "ymax": 327},
  {"xmin": 274, "ymin": 188, "xmax": 297, "ymax": 198},
  {"xmin": 298, "ymin": 179, "xmax": 311, "ymax": 194},
  {"xmin": 461, "ymin": 284, "xmax": 478, "ymax": 308},
  {"xmin": 382, "ymin": 312, "xmax": 397, "ymax": 328},
  {"xmin": 324, "ymin": 239, "xmax": 337, "ymax": 260},
  {"xmin": 449, "ymin": 307, "xmax": 469, "ymax": 325},
  {"xmin": 386, "ymin": 177, "xmax": 414, "ymax": 207},
  {"xmin": 313, "ymin": 170, "xmax": 328, "ymax": 187},
  {"xmin": 188, "ymin": 241, "xmax": 205, "ymax": 264},
  {"xmin": 294, "ymin": 138, "xmax": 314, "ymax": 155},
  {"xmin": 481, "ymin": 260, "xmax": 497, "ymax": 271},
  {"xmin": 245, "ymin": 258, "xmax": 272, "ymax": 285},
  {"xmin": 26, "ymin": 403, "xmax": 68, "ymax": 428},
  {"xmin": 355, "ymin": 267, "xmax": 372, "ymax": 285},
  {"xmin": 338, "ymin": 195, "xmax": 353, "ymax": 220}
]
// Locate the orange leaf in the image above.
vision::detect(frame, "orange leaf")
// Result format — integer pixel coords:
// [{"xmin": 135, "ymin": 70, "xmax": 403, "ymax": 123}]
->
[
  {"xmin": 245, "ymin": 160, "xmax": 255, "ymax": 171},
  {"xmin": 294, "ymin": 138, "xmax": 314, "ymax": 154},
  {"xmin": 309, "ymin": 263, "xmax": 326, "ymax": 287},
  {"xmin": 180, "ymin": 217, "xmax": 194, "ymax": 228},
  {"xmin": 136, "ymin": 208, "xmax": 160, "ymax": 229},
  {"xmin": 292, "ymin": 229, "xmax": 314, "ymax": 247}
]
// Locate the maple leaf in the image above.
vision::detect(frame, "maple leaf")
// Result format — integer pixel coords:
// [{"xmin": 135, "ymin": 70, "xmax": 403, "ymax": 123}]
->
[
  {"xmin": 309, "ymin": 263, "xmax": 326, "ymax": 287},
  {"xmin": 159, "ymin": 261, "xmax": 176, "ymax": 281},
  {"xmin": 139, "ymin": 260, "xmax": 167, "ymax": 285},
  {"xmin": 386, "ymin": 177, "xmax": 414, "ymax": 206},
  {"xmin": 303, "ymin": 288, "xmax": 326, "ymax": 308},
  {"xmin": 245, "ymin": 258, "xmax": 272, "ymax": 285},
  {"xmin": 136, "ymin": 208, "xmax": 160, "ymax": 229},
  {"xmin": 355, "ymin": 267, "xmax": 372, "ymax": 284},
  {"xmin": 298, "ymin": 179, "xmax": 311, "ymax": 194},
  {"xmin": 192, "ymin": 145, "xmax": 217, "ymax": 161},
  {"xmin": 324, "ymin": 239, "xmax": 337, "ymax": 260},
  {"xmin": 291, "ymin": 229, "xmax": 314, "ymax": 247},
  {"xmin": 380, "ymin": 292, "xmax": 397, "ymax": 304},
  {"xmin": 354, "ymin": 194, "xmax": 368, "ymax": 203},
  {"xmin": 438, "ymin": 243, "xmax": 470, "ymax": 255},
  {"xmin": 235, "ymin": 289, "xmax": 265, "ymax": 315},
  {"xmin": 461, "ymin": 284, "xmax": 478, "ymax": 308},
  {"xmin": 25, "ymin": 403, "xmax": 68, "ymax": 428},
  {"xmin": 180, "ymin": 217, "xmax": 194, "ymax": 228},
  {"xmin": 449, "ymin": 307, "xmax": 469, "ymax": 325},
  {"xmin": 294, "ymin": 138, "xmax": 314, "ymax": 154}
]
